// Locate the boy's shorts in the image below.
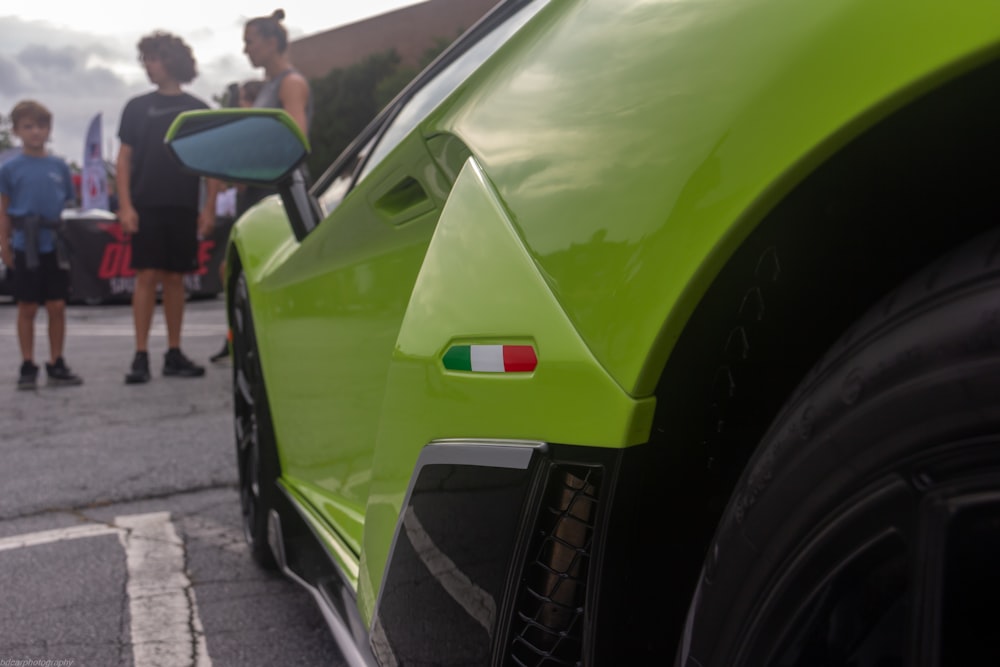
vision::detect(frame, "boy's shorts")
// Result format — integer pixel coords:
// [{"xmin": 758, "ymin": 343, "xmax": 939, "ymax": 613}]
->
[
  {"xmin": 12, "ymin": 250, "xmax": 70, "ymax": 304},
  {"xmin": 130, "ymin": 206, "xmax": 199, "ymax": 273}
]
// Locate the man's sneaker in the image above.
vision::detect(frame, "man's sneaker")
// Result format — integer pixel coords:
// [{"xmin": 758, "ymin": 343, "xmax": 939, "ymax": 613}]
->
[
  {"xmin": 125, "ymin": 351, "xmax": 151, "ymax": 384},
  {"xmin": 17, "ymin": 361, "xmax": 38, "ymax": 390},
  {"xmin": 209, "ymin": 339, "xmax": 230, "ymax": 363},
  {"xmin": 163, "ymin": 348, "xmax": 205, "ymax": 378},
  {"xmin": 45, "ymin": 357, "xmax": 83, "ymax": 386}
]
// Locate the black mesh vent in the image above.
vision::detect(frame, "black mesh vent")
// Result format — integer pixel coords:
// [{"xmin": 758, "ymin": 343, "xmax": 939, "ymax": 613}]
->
[{"xmin": 508, "ymin": 464, "xmax": 601, "ymax": 667}]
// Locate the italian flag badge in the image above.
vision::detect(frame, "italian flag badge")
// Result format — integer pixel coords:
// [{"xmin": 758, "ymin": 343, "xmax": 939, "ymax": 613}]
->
[{"xmin": 443, "ymin": 344, "xmax": 537, "ymax": 373}]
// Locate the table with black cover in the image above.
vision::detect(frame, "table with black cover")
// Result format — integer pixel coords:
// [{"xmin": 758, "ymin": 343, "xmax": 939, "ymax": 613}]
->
[{"xmin": 60, "ymin": 209, "xmax": 233, "ymax": 304}]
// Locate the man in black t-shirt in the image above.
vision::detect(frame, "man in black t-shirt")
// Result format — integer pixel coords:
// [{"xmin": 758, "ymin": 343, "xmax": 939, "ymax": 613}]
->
[{"xmin": 116, "ymin": 31, "xmax": 219, "ymax": 384}]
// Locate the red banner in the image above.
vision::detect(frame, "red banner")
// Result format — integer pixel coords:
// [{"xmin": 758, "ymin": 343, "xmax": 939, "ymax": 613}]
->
[{"xmin": 62, "ymin": 216, "xmax": 231, "ymax": 303}]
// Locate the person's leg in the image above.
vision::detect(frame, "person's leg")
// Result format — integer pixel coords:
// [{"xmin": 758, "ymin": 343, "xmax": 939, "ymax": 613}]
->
[
  {"xmin": 43, "ymin": 298, "xmax": 83, "ymax": 386},
  {"xmin": 129, "ymin": 206, "xmax": 172, "ymax": 354},
  {"xmin": 210, "ymin": 259, "xmax": 230, "ymax": 361},
  {"xmin": 12, "ymin": 251, "xmax": 40, "ymax": 363},
  {"xmin": 132, "ymin": 268, "xmax": 161, "ymax": 352},
  {"xmin": 11, "ymin": 251, "xmax": 41, "ymax": 389},
  {"xmin": 158, "ymin": 206, "xmax": 204, "ymax": 378},
  {"xmin": 125, "ymin": 209, "xmax": 169, "ymax": 384},
  {"xmin": 124, "ymin": 268, "xmax": 159, "ymax": 384},
  {"xmin": 45, "ymin": 298, "xmax": 65, "ymax": 363},
  {"xmin": 161, "ymin": 270, "xmax": 204, "ymax": 377},
  {"xmin": 210, "ymin": 337, "xmax": 230, "ymax": 361},
  {"xmin": 161, "ymin": 270, "xmax": 185, "ymax": 350},
  {"xmin": 15, "ymin": 301, "xmax": 39, "ymax": 389},
  {"xmin": 39, "ymin": 256, "xmax": 72, "ymax": 364},
  {"xmin": 16, "ymin": 301, "xmax": 38, "ymax": 362}
]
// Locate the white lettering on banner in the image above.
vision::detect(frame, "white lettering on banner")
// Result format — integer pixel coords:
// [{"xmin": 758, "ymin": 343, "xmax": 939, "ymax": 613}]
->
[
  {"xmin": 109, "ymin": 277, "xmax": 136, "ymax": 294},
  {"xmin": 183, "ymin": 274, "xmax": 203, "ymax": 291}
]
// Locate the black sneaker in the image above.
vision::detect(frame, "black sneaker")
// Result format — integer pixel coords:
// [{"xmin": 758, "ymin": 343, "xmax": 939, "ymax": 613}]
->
[
  {"xmin": 17, "ymin": 360, "xmax": 38, "ymax": 390},
  {"xmin": 125, "ymin": 351, "xmax": 151, "ymax": 384},
  {"xmin": 209, "ymin": 339, "xmax": 230, "ymax": 363},
  {"xmin": 46, "ymin": 357, "xmax": 83, "ymax": 386},
  {"xmin": 163, "ymin": 348, "xmax": 205, "ymax": 378}
]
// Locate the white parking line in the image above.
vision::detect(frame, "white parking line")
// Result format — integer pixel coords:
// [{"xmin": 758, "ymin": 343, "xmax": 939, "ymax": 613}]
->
[
  {"xmin": 0, "ymin": 523, "xmax": 119, "ymax": 552},
  {"xmin": 0, "ymin": 513, "xmax": 212, "ymax": 667},
  {"xmin": 118, "ymin": 512, "xmax": 211, "ymax": 667}
]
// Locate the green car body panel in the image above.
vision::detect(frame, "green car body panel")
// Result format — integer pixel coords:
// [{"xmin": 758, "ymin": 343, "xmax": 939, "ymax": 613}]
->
[
  {"xmin": 172, "ymin": 0, "xmax": 1000, "ymax": 656},
  {"xmin": 431, "ymin": 0, "xmax": 1000, "ymax": 397},
  {"xmin": 358, "ymin": 157, "xmax": 658, "ymax": 618}
]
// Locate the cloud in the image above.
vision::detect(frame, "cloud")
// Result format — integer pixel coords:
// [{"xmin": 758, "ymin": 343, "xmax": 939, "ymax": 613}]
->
[
  {"xmin": 0, "ymin": 16, "xmax": 146, "ymax": 159},
  {"xmin": 0, "ymin": 53, "xmax": 34, "ymax": 94},
  {"xmin": 20, "ymin": 44, "xmax": 78, "ymax": 70},
  {"xmin": 8, "ymin": 44, "xmax": 130, "ymax": 97},
  {"xmin": 0, "ymin": 18, "xmax": 210, "ymax": 161},
  {"xmin": 0, "ymin": 2, "xmax": 372, "ymax": 162}
]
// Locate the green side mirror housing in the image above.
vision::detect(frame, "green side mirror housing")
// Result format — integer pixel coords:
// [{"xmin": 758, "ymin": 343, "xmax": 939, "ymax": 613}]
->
[{"xmin": 165, "ymin": 109, "xmax": 310, "ymax": 186}]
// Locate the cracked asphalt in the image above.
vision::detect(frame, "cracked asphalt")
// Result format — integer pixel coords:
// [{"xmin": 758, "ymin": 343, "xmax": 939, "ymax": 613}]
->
[{"xmin": 0, "ymin": 296, "xmax": 346, "ymax": 666}]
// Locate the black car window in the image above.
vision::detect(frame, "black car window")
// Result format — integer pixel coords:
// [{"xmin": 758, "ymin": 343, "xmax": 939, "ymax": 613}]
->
[
  {"xmin": 355, "ymin": 0, "xmax": 546, "ymax": 184},
  {"xmin": 317, "ymin": 135, "xmax": 376, "ymax": 216}
]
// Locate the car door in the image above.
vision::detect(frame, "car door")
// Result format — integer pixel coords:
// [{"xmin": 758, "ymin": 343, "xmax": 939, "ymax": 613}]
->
[
  {"xmin": 256, "ymin": 132, "xmax": 440, "ymax": 558},
  {"xmin": 257, "ymin": 0, "xmax": 546, "ymax": 558}
]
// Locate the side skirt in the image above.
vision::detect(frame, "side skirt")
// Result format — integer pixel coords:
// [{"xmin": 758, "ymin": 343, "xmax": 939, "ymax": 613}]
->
[{"xmin": 268, "ymin": 489, "xmax": 378, "ymax": 667}]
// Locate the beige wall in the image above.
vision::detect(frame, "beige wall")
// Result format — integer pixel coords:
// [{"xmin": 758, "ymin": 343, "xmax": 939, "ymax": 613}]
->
[{"xmin": 288, "ymin": 0, "xmax": 500, "ymax": 80}]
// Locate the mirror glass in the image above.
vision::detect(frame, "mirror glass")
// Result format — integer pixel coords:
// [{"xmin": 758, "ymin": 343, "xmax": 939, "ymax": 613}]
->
[{"xmin": 169, "ymin": 115, "xmax": 306, "ymax": 185}]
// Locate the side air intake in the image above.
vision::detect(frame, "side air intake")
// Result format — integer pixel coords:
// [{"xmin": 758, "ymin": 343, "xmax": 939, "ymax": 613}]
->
[{"xmin": 508, "ymin": 464, "xmax": 602, "ymax": 667}]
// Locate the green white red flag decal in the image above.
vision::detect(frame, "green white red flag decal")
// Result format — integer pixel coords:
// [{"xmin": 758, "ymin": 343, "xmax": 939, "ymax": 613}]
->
[{"xmin": 443, "ymin": 344, "xmax": 537, "ymax": 373}]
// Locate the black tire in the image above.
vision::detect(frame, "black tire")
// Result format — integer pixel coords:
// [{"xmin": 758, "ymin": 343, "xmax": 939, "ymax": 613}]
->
[
  {"xmin": 677, "ymin": 228, "xmax": 1000, "ymax": 666},
  {"xmin": 232, "ymin": 271, "xmax": 280, "ymax": 570}
]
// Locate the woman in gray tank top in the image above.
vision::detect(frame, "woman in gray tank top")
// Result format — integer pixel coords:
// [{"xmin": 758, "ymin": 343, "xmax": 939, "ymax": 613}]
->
[
  {"xmin": 243, "ymin": 9, "xmax": 313, "ymax": 133},
  {"xmin": 240, "ymin": 10, "xmax": 315, "ymax": 210},
  {"xmin": 209, "ymin": 9, "xmax": 315, "ymax": 364}
]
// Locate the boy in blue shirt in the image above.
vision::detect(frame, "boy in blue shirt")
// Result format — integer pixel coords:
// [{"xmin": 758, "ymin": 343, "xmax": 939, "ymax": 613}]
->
[{"xmin": 0, "ymin": 100, "xmax": 84, "ymax": 389}]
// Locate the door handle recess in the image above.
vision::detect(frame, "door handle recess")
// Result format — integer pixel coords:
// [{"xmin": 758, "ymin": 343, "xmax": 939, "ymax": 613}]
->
[{"xmin": 373, "ymin": 176, "xmax": 433, "ymax": 225}]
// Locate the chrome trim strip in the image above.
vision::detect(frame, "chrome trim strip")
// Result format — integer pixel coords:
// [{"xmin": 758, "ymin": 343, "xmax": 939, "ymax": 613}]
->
[
  {"xmin": 309, "ymin": 585, "xmax": 377, "ymax": 667},
  {"xmin": 416, "ymin": 438, "xmax": 544, "ymax": 469},
  {"xmin": 271, "ymin": 500, "xmax": 377, "ymax": 667},
  {"xmin": 280, "ymin": 482, "xmax": 359, "ymax": 591}
]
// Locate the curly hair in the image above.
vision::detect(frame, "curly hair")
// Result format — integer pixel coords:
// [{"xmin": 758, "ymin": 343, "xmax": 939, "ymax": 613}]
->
[
  {"xmin": 138, "ymin": 31, "xmax": 198, "ymax": 83},
  {"xmin": 10, "ymin": 99, "xmax": 52, "ymax": 128},
  {"xmin": 246, "ymin": 9, "xmax": 289, "ymax": 53}
]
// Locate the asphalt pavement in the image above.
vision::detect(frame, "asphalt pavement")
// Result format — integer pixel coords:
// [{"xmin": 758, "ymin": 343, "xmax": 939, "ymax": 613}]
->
[{"xmin": 0, "ymin": 296, "xmax": 345, "ymax": 666}]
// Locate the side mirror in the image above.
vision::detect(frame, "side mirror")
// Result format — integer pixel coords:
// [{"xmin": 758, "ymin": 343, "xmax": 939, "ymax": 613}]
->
[{"xmin": 165, "ymin": 109, "xmax": 320, "ymax": 240}]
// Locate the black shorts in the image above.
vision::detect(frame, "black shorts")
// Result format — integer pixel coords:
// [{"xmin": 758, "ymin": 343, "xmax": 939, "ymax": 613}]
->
[
  {"xmin": 130, "ymin": 206, "xmax": 199, "ymax": 273},
  {"xmin": 12, "ymin": 250, "xmax": 70, "ymax": 304}
]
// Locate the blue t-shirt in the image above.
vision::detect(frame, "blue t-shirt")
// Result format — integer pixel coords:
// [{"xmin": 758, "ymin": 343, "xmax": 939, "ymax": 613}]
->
[{"xmin": 0, "ymin": 153, "xmax": 75, "ymax": 252}]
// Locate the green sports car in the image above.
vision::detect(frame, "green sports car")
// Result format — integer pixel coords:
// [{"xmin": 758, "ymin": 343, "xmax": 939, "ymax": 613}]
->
[{"xmin": 167, "ymin": 0, "xmax": 1000, "ymax": 664}]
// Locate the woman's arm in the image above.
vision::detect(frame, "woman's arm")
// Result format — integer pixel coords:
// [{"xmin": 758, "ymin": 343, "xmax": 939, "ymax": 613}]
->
[{"xmin": 279, "ymin": 72, "xmax": 311, "ymax": 134}]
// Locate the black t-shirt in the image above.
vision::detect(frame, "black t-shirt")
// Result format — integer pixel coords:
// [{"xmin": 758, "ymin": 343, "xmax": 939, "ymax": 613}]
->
[{"xmin": 118, "ymin": 91, "xmax": 208, "ymax": 209}]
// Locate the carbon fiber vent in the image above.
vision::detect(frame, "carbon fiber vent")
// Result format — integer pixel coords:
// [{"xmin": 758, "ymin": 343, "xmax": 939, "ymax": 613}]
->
[{"xmin": 508, "ymin": 464, "xmax": 601, "ymax": 667}]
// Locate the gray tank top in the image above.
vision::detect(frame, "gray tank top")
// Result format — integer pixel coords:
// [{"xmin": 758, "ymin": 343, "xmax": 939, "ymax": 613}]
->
[{"xmin": 254, "ymin": 69, "xmax": 313, "ymax": 129}]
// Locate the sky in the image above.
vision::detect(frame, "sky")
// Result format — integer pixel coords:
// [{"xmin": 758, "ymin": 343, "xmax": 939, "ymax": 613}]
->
[{"xmin": 0, "ymin": 1, "xmax": 423, "ymax": 164}]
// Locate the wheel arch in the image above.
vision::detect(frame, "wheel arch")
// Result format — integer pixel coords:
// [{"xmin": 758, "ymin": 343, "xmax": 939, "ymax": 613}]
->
[
  {"xmin": 593, "ymin": 54, "xmax": 1000, "ymax": 662},
  {"xmin": 223, "ymin": 244, "xmax": 241, "ymax": 328},
  {"xmin": 223, "ymin": 199, "xmax": 300, "ymax": 412},
  {"xmin": 225, "ymin": 196, "xmax": 299, "ymax": 288}
]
